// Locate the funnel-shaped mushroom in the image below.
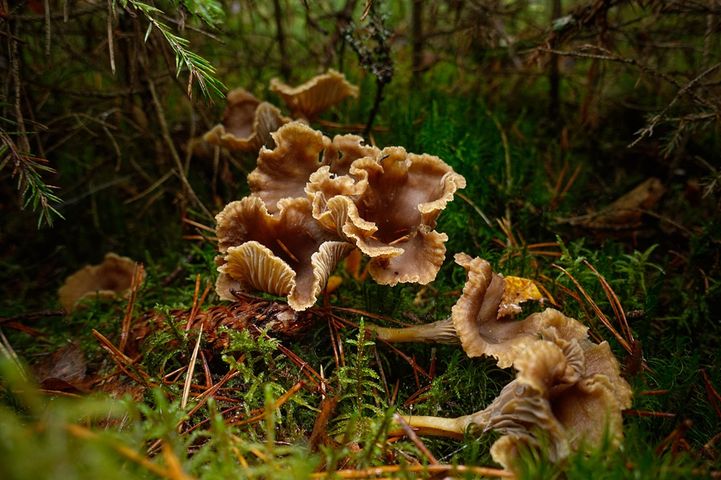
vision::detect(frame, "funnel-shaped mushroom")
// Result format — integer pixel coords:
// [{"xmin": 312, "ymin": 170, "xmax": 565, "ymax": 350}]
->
[
  {"xmin": 203, "ymin": 89, "xmax": 290, "ymax": 152},
  {"xmin": 397, "ymin": 337, "xmax": 632, "ymax": 470},
  {"xmin": 58, "ymin": 253, "xmax": 144, "ymax": 312},
  {"xmin": 309, "ymin": 148, "xmax": 466, "ymax": 286},
  {"xmin": 248, "ymin": 122, "xmax": 381, "ymax": 214},
  {"xmin": 247, "ymin": 122, "xmax": 329, "ymax": 213},
  {"xmin": 270, "ymin": 69, "xmax": 359, "ymax": 121},
  {"xmin": 369, "ymin": 253, "xmax": 586, "ymax": 367},
  {"xmin": 215, "ymin": 195, "xmax": 353, "ymax": 311}
]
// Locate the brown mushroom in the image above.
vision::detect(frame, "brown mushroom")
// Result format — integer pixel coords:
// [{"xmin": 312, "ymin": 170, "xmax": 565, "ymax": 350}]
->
[
  {"xmin": 269, "ymin": 69, "xmax": 359, "ymax": 121},
  {"xmin": 308, "ymin": 147, "xmax": 466, "ymax": 286},
  {"xmin": 247, "ymin": 122, "xmax": 329, "ymax": 214},
  {"xmin": 397, "ymin": 337, "xmax": 632, "ymax": 471},
  {"xmin": 215, "ymin": 195, "xmax": 353, "ymax": 311},
  {"xmin": 58, "ymin": 253, "xmax": 144, "ymax": 312},
  {"xmin": 203, "ymin": 89, "xmax": 290, "ymax": 152},
  {"xmin": 248, "ymin": 122, "xmax": 381, "ymax": 215},
  {"xmin": 368, "ymin": 253, "xmax": 586, "ymax": 368}
]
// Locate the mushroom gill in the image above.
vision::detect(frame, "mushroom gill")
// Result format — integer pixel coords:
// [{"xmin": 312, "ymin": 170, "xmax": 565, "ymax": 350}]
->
[
  {"xmin": 203, "ymin": 89, "xmax": 290, "ymax": 152},
  {"xmin": 269, "ymin": 69, "xmax": 359, "ymax": 121},
  {"xmin": 215, "ymin": 195, "xmax": 353, "ymax": 311},
  {"xmin": 58, "ymin": 253, "xmax": 144, "ymax": 312},
  {"xmin": 308, "ymin": 147, "xmax": 466, "ymax": 286}
]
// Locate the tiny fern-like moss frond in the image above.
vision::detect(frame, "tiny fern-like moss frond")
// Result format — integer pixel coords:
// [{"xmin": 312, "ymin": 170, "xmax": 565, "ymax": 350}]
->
[{"xmin": 331, "ymin": 320, "xmax": 386, "ymax": 438}]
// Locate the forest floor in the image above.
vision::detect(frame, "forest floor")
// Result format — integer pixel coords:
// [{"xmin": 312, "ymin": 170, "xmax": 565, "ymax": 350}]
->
[
  {"xmin": 2, "ymin": 84, "xmax": 720, "ymax": 479},
  {"xmin": 1, "ymin": 3, "xmax": 721, "ymax": 478}
]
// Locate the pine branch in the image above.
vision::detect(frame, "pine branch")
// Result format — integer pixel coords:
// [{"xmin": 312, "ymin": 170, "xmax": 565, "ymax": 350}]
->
[
  {"xmin": 0, "ymin": 132, "xmax": 64, "ymax": 228},
  {"xmin": 119, "ymin": 0, "xmax": 225, "ymax": 99}
]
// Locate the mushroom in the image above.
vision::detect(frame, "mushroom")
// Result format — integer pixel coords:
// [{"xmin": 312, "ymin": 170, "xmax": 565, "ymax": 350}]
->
[
  {"xmin": 308, "ymin": 147, "xmax": 466, "ymax": 286},
  {"xmin": 58, "ymin": 253, "xmax": 144, "ymax": 312},
  {"xmin": 368, "ymin": 253, "xmax": 586, "ymax": 368},
  {"xmin": 215, "ymin": 195, "xmax": 353, "ymax": 311},
  {"xmin": 269, "ymin": 69, "xmax": 359, "ymax": 121},
  {"xmin": 203, "ymin": 88, "xmax": 290, "ymax": 152},
  {"xmin": 248, "ymin": 122, "xmax": 380, "ymax": 214},
  {"xmin": 247, "ymin": 122, "xmax": 329, "ymax": 214},
  {"xmin": 396, "ymin": 337, "xmax": 632, "ymax": 470}
]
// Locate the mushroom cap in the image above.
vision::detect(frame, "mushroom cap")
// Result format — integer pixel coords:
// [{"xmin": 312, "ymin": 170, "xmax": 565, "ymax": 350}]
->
[
  {"xmin": 247, "ymin": 121, "xmax": 329, "ymax": 214},
  {"xmin": 221, "ymin": 88, "xmax": 260, "ymax": 137},
  {"xmin": 215, "ymin": 196, "xmax": 352, "ymax": 311},
  {"xmin": 58, "ymin": 253, "xmax": 144, "ymax": 312},
  {"xmin": 486, "ymin": 338, "xmax": 630, "ymax": 470},
  {"xmin": 269, "ymin": 69, "xmax": 359, "ymax": 120},
  {"xmin": 204, "ymin": 89, "xmax": 290, "ymax": 152},
  {"xmin": 321, "ymin": 133, "xmax": 381, "ymax": 177},
  {"xmin": 308, "ymin": 147, "xmax": 466, "ymax": 286},
  {"xmin": 451, "ymin": 253, "xmax": 588, "ymax": 368}
]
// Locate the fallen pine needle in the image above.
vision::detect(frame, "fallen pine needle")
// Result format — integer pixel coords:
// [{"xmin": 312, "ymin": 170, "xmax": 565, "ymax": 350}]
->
[
  {"xmin": 311, "ymin": 463, "xmax": 513, "ymax": 478},
  {"xmin": 66, "ymin": 424, "xmax": 181, "ymax": 479}
]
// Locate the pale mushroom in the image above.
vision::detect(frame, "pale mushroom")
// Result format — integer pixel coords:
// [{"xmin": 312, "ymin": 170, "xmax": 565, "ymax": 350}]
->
[
  {"xmin": 269, "ymin": 69, "xmax": 359, "ymax": 121},
  {"xmin": 368, "ymin": 253, "xmax": 586, "ymax": 368},
  {"xmin": 203, "ymin": 89, "xmax": 290, "ymax": 152},
  {"xmin": 248, "ymin": 122, "xmax": 380, "ymax": 214},
  {"xmin": 215, "ymin": 195, "xmax": 353, "ymax": 311},
  {"xmin": 247, "ymin": 122, "xmax": 329, "ymax": 214},
  {"xmin": 397, "ymin": 337, "xmax": 632, "ymax": 470},
  {"xmin": 308, "ymin": 147, "xmax": 466, "ymax": 286},
  {"xmin": 58, "ymin": 253, "xmax": 144, "ymax": 312}
]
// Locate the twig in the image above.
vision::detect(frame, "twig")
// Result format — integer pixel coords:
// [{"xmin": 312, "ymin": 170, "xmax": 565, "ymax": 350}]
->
[
  {"xmin": 0, "ymin": 310, "xmax": 64, "ymax": 325},
  {"xmin": 630, "ymin": 61, "xmax": 721, "ymax": 147},
  {"xmin": 107, "ymin": 0, "xmax": 116, "ymax": 74},
  {"xmin": 66, "ymin": 424, "xmax": 178, "ymax": 479},
  {"xmin": 272, "ymin": 0, "xmax": 290, "ymax": 79},
  {"xmin": 228, "ymin": 381, "xmax": 304, "ymax": 426},
  {"xmin": 364, "ymin": 77, "xmax": 386, "ymax": 138},
  {"xmin": 92, "ymin": 329, "xmax": 152, "ymax": 388},
  {"xmin": 484, "ymin": 108, "xmax": 512, "ymax": 224},
  {"xmin": 0, "ymin": 328, "xmax": 29, "ymax": 381},
  {"xmin": 146, "ymin": 78, "xmax": 213, "ymax": 219},
  {"xmin": 311, "ymin": 464, "xmax": 512, "ymax": 478},
  {"xmin": 119, "ymin": 263, "xmax": 145, "ymax": 353},
  {"xmin": 180, "ymin": 369, "xmax": 239, "ymax": 433},
  {"xmin": 582, "ymin": 260, "xmax": 633, "ymax": 345},
  {"xmin": 552, "ymin": 264, "xmax": 632, "ymax": 354},
  {"xmin": 457, "ymin": 192, "xmax": 494, "ymax": 229},
  {"xmin": 44, "ymin": 0, "xmax": 51, "ymax": 55},
  {"xmin": 181, "ymin": 323, "xmax": 204, "ymax": 410},
  {"xmin": 392, "ymin": 413, "xmax": 438, "ymax": 464}
]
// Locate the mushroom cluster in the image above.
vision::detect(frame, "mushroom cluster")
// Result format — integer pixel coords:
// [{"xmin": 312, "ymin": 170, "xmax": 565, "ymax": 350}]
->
[
  {"xmin": 215, "ymin": 121, "xmax": 466, "ymax": 310},
  {"xmin": 203, "ymin": 70, "xmax": 358, "ymax": 154},
  {"xmin": 399, "ymin": 335, "xmax": 631, "ymax": 470},
  {"xmin": 370, "ymin": 253, "xmax": 632, "ymax": 470},
  {"xmin": 205, "ymin": 70, "xmax": 631, "ymax": 471}
]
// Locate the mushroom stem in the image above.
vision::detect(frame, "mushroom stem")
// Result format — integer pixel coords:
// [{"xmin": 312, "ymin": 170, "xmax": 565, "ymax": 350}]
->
[
  {"xmin": 397, "ymin": 410, "xmax": 491, "ymax": 440},
  {"xmin": 368, "ymin": 318, "xmax": 459, "ymax": 344}
]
